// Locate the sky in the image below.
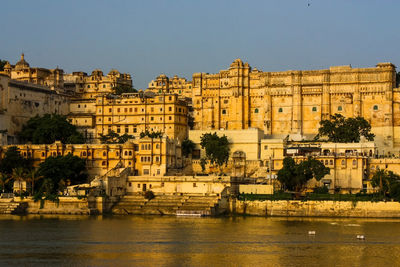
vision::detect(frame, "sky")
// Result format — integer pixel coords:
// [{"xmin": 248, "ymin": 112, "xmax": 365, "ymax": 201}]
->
[{"xmin": 2, "ymin": 0, "xmax": 400, "ymax": 89}]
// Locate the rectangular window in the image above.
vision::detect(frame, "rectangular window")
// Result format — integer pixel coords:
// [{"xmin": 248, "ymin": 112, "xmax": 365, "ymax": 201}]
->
[{"xmin": 143, "ymin": 169, "xmax": 149, "ymax": 175}]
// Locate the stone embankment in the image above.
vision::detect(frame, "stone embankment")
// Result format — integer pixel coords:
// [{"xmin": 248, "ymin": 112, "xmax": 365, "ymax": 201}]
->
[
  {"xmin": 112, "ymin": 194, "xmax": 224, "ymax": 216},
  {"xmin": 11, "ymin": 197, "xmax": 109, "ymax": 215},
  {"xmin": 0, "ymin": 199, "xmax": 27, "ymax": 214},
  {"xmin": 5, "ymin": 196, "xmax": 400, "ymax": 218},
  {"xmin": 229, "ymin": 199, "xmax": 400, "ymax": 218}
]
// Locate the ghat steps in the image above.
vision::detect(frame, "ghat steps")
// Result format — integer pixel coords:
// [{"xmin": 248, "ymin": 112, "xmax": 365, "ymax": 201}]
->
[
  {"xmin": 0, "ymin": 199, "xmax": 27, "ymax": 214},
  {"xmin": 112, "ymin": 194, "xmax": 221, "ymax": 216}
]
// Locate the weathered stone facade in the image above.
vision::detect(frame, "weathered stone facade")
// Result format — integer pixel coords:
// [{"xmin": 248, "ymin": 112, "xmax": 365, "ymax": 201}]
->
[
  {"xmin": 64, "ymin": 69, "xmax": 132, "ymax": 99},
  {"xmin": 0, "ymin": 74, "xmax": 69, "ymax": 144},
  {"xmin": 95, "ymin": 93, "xmax": 188, "ymax": 141},
  {"xmin": 1, "ymin": 54, "xmax": 65, "ymax": 91},
  {"xmin": 0, "ymin": 137, "xmax": 182, "ymax": 179},
  {"xmin": 192, "ymin": 59, "xmax": 397, "ymax": 149}
]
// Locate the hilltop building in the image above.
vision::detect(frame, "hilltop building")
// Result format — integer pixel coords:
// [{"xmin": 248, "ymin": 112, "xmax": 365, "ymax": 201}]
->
[
  {"xmin": 93, "ymin": 92, "xmax": 188, "ymax": 141},
  {"xmin": 0, "ymin": 54, "xmax": 65, "ymax": 92},
  {"xmin": 0, "ymin": 74, "xmax": 69, "ymax": 145},
  {"xmin": 191, "ymin": 59, "xmax": 398, "ymax": 150},
  {"xmin": 64, "ymin": 69, "xmax": 132, "ymax": 99},
  {"xmin": 147, "ymin": 74, "xmax": 192, "ymax": 99}
]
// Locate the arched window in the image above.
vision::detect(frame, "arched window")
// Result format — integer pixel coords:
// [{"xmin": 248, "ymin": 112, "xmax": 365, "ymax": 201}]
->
[
  {"xmin": 338, "ymin": 106, "xmax": 342, "ymax": 111},
  {"xmin": 312, "ymin": 107, "xmax": 317, "ymax": 112},
  {"xmin": 255, "ymin": 108, "xmax": 259, "ymax": 113},
  {"xmin": 278, "ymin": 108, "xmax": 283, "ymax": 113},
  {"xmin": 373, "ymin": 105, "xmax": 378, "ymax": 111}
]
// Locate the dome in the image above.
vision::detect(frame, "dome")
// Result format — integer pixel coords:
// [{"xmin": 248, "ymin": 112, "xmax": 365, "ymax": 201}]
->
[
  {"xmin": 15, "ymin": 53, "xmax": 30, "ymax": 70},
  {"xmin": 230, "ymin": 58, "xmax": 244, "ymax": 68},
  {"xmin": 108, "ymin": 69, "xmax": 120, "ymax": 76},
  {"xmin": 4, "ymin": 61, "xmax": 11, "ymax": 69}
]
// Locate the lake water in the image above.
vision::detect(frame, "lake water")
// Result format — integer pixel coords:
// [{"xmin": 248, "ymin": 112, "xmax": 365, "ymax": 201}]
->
[{"xmin": 0, "ymin": 215, "xmax": 399, "ymax": 266}]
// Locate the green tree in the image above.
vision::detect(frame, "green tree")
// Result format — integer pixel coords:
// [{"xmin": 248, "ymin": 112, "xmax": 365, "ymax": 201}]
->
[
  {"xmin": 200, "ymin": 158, "xmax": 207, "ymax": 173},
  {"xmin": 188, "ymin": 114, "xmax": 195, "ymax": 130},
  {"xmin": 0, "ymin": 146, "xmax": 31, "ymax": 175},
  {"xmin": 139, "ymin": 130, "xmax": 163, "ymax": 139},
  {"xmin": 112, "ymin": 84, "xmax": 137, "ymax": 95},
  {"xmin": 182, "ymin": 138, "xmax": 195, "ymax": 157},
  {"xmin": 37, "ymin": 154, "xmax": 87, "ymax": 196},
  {"xmin": 316, "ymin": 113, "xmax": 375, "ymax": 143},
  {"xmin": 0, "ymin": 60, "xmax": 7, "ymax": 71},
  {"xmin": 277, "ymin": 157, "xmax": 330, "ymax": 192},
  {"xmin": 18, "ymin": 114, "xmax": 85, "ymax": 144},
  {"xmin": 0, "ymin": 172, "xmax": 11, "ymax": 193},
  {"xmin": 371, "ymin": 169, "xmax": 400, "ymax": 197},
  {"xmin": 99, "ymin": 130, "xmax": 133, "ymax": 144},
  {"xmin": 200, "ymin": 132, "xmax": 230, "ymax": 170},
  {"xmin": 25, "ymin": 169, "xmax": 43, "ymax": 196}
]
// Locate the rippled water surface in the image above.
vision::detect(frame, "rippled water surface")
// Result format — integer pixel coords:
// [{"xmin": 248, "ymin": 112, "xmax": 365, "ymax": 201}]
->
[{"xmin": 0, "ymin": 215, "xmax": 399, "ymax": 266}]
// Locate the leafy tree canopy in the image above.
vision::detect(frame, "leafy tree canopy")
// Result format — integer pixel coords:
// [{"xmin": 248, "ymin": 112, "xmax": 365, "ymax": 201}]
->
[
  {"xmin": 37, "ymin": 154, "xmax": 87, "ymax": 196},
  {"xmin": 200, "ymin": 132, "xmax": 230, "ymax": 167},
  {"xmin": 0, "ymin": 146, "xmax": 32, "ymax": 175},
  {"xmin": 113, "ymin": 84, "xmax": 137, "ymax": 95},
  {"xmin": 140, "ymin": 130, "xmax": 163, "ymax": 139},
  {"xmin": 371, "ymin": 169, "xmax": 400, "ymax": 199},
  {"xmin": 316, "ymin": 113, "xmax": 375, "ymax": 143},
  {"xmin": 277, "ymin": 157, "xmax": 330, "ymax": 192},
  {"xmin": 18, "ymin": 114, "xmax": 84, "ymax": 144},
  {"xmin": 0, "ymin": 59, "xmax": 7, "ymax": 71},
  {"xmin": 99, "ymin": 130, "xmax": 133, "ymax": 144},
  {"xmin": 188, "ymin": 114, "xmax": 195, "ymax": 130},
  {"xmin": 182, "ymin": 138, "xmax": 195, "ymax": 157}
]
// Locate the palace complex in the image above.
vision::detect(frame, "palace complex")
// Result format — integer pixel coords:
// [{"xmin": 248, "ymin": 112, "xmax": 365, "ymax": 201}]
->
[{"xmin": 1, "ymin": 54, "xmax": 400, "ymax": 195}]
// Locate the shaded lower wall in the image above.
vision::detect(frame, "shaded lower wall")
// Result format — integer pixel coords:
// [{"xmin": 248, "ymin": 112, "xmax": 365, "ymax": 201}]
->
[
  {"xmin": 16, "ymin": 197, "xmax": 109, "ymax": 215},
  {"xmin": 229, "ymin": 200, "xmax": 400, "ymax": 218}
]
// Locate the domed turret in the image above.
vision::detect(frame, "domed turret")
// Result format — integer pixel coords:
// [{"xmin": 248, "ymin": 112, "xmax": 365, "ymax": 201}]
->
[
  {"xmin": 230, "ymin": 58, "xmax": 244, "ymax": 68},
  {"xmin": 15, "ymin": 53, "xmax": 30, "ymax": 70}
]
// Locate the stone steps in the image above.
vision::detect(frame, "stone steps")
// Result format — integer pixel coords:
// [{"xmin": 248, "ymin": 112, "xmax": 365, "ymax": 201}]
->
[
  {"xmin": 0, "ymin": 202, "xmax": 27, "ymax": 214},
  {"xmin": 112, "ymin": 194, "xmax": 222, "ymax": 216}
]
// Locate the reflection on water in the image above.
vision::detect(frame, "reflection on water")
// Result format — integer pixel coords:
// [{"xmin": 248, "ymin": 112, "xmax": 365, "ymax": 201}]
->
[{"xmin": 0, "ymin": 215, "xmax": 399, "ymax": 266}]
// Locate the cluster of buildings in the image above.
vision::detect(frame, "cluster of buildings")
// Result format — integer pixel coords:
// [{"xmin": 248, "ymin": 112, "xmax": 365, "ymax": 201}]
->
[{"xmin": 1, "ymin": 54, "xmax": 400, "ymax": 194}]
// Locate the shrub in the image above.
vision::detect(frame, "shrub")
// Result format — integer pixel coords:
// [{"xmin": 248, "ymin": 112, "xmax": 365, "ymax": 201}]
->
[
  {"xmin": 144, "ymin": 190, "xmax": 155, "ymax": 200},
  {"xmin": 313, "ymin": 186, "xmax": 329, "ymax": 194}
]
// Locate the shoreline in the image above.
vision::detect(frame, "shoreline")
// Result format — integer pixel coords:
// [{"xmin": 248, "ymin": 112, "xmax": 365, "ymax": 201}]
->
[{"xmin": 4, "ymin": 197, "xmax": 400, "ymax": 218}]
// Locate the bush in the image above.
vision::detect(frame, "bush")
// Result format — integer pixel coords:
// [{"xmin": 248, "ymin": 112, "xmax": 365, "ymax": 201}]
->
[
  {"xmin": 144, "ymin": 190, "xmax": 155, "ymax": 200},
  {"xmin": 313, "ymin": 186, "xmax": 329, "ymax": 194}
]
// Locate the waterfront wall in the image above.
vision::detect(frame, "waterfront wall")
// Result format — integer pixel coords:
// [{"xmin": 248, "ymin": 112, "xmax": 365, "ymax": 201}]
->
[
  {"xmin": 15, "ymin": 197, "xmax": 108, "ymax": 215},
  {"xmin": 230, "ymin": 200, "xmax": 400, "ymax": 218}
]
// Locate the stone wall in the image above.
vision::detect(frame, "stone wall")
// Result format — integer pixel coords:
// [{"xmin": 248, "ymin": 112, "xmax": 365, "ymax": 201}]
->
[
  {"xmin": 15, "ymin": 197, "xmax": 107, "ymax": 215},
  {"xmin": 230, "ymin": 200, "xmax": 400, "ymax": 218}
]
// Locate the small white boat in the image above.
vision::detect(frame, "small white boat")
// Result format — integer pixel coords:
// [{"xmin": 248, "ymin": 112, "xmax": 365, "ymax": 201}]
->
[
  {"xmin": 356, "ymin": 235, "xmax": 365, "ymax": 240},
  {"xmin": 308, "ymin": 231, "xmax": 316, "ymax": 235}
]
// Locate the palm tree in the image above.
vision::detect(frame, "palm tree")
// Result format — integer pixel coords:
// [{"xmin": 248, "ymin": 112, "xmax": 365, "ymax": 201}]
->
[
  {"xmin": 11, "ymin": 167, "xmax": 26, "ymax": 195},
  {"xmin": 0, "ymin": 172, "xmax": 10, "ymax": 194},
  {"xmin": 25, "ymin": 169, "xmax": 43, "ymax": 196}
]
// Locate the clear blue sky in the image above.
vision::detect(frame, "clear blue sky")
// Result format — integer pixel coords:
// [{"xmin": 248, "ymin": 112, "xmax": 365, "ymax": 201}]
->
[{"xmin": 2, "ymin": 0, "xmax": 399, "ymax": 89}]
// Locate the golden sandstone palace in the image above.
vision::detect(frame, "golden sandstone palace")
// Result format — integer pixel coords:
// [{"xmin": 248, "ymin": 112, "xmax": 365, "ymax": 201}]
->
[{"xmin": 0, "ymin": 54, "xmax": 399, "ymax": 195}]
